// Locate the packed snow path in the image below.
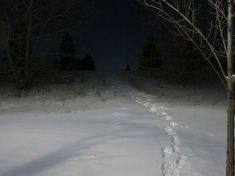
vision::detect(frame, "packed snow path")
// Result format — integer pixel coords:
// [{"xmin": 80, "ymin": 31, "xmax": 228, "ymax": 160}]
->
[
  {"xmin": 0, "ymin": 72, "xmax": 226, "ymax": 176},
  {"xmin": 108, "ymin": 75, "xmax": 187, "ymax": 176}
]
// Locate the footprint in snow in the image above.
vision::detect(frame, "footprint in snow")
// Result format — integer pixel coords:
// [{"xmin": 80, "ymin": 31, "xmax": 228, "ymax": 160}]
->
[
  {"xmin": 147, "ymin": 98, "xmax": 152, "ymax": 102},
  {"xmin": 150, "ymin": 105, "xmax": 158, "ymax": 113},
  {"xmin": 170, "ymin": 121, "xmax": 179, "ymax": 127},
  {"xmin": 166, "ymin": 116, "xmax": 172, "ymax": 121},
  {"xmin": 150, "ymin": 104, "xmax": 168, "ymax": 113},
  {"xmin": 164, "ymin": 126, "xmax": 175, "ymax": 135},
  {"xmin": 143, "ymin": 102, "xmax": 151, "ymax": 107},
  {"xmin": 161, "ymin": 112, "xmax": 168, "ymax": 115},
  {"xmin": 135, "ymin": 100, "xmax": 142, "ymax": 104}
]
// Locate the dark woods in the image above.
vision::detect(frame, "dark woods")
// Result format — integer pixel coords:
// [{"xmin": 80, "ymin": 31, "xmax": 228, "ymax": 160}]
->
[
  {"xmin": 58, "ymin": 34, "xmax": 96, "ymax": 71},
  {"xmin": 0, "ymin": 0, "xmax": 226, "ymax": 93},
  {"xmin": 0, "ymin": 0, "xmax": 95, "ymax": 93}
]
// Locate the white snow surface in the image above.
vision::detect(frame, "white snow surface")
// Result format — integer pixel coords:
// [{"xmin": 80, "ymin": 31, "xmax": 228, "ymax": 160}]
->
[{"xmin": 0, "ymin": 72, "xmax": 227, "ymax": 176}]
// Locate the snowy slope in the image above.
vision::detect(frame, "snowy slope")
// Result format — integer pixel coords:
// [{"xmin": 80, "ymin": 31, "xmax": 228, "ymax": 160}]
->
[{"xmin": 0, "ymin": 72, "xmax": 226, "ymax": 176}]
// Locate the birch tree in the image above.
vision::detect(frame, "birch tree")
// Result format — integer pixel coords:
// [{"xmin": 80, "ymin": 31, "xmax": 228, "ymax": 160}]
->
[{"xmin": 137, "ymin": 0, "xmax": 235, "ymax": 175}]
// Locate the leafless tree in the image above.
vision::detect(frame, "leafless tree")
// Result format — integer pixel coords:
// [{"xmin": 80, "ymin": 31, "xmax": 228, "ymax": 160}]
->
[
  {"xmin": 137, "ymin": 0, "xmax": 235, "ymax": 175},
  {"xmin": 0, "ymin": 0, "xmax": 83, "ymax": 89}
]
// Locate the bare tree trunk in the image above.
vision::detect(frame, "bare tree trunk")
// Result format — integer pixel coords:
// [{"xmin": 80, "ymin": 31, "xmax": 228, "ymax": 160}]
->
[
  {"xmin": 226, "ymin": 0, "xmax": 234, "ymax": 176},
  {"xmin": 137, "ymin": 0, "xmax": 235, "ymax": 174}
]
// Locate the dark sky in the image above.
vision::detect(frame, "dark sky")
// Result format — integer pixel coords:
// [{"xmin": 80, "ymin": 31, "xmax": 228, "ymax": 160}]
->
[
  {"xmin": 72, "ymin": 0, "xmax": 152, "ymax": 70},
  {"xmin": 39, "ymin": 0, "xmax": 169, "ymax": 70}
]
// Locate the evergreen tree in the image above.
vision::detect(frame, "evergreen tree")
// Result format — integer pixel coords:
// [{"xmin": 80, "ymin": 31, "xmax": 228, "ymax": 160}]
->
[
  {"xmin": 59, "ymin": 33, "xmax": 79, "ymax": 70},
  {"xmin": 81, "ymin": 54, "xmax": 96, "ymax": 71},
  {"xmin": 139, "ymin": 35, "xmax": 162, "ymax": 70}
]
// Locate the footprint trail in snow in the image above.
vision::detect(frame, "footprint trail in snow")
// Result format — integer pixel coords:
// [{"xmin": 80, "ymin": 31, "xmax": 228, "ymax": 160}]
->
[
  {"xmin": 109, "ymin": 77, "xmax": 188, "ymax": 176},
  {"xmin": 123, "ymin": 89, "xmax": 187, "ymax": 176}
]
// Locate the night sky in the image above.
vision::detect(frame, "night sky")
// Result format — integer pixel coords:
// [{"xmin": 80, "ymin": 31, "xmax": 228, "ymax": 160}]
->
[
  {"xmin": 75, "ymin": 0, "xmax": 146, "ymax": 70},
  {"xmin": 40, "ymin": 0, "xmax": 169, "ymax": 70}
]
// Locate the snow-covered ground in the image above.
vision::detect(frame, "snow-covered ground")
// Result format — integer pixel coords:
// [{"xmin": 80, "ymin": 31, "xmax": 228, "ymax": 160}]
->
[{"xmin": 0, "ymin": 72, "xmax": 227, "ymax": 176}]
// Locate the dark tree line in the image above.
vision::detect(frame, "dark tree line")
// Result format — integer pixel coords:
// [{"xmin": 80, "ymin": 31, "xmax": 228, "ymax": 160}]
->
[
  {"xmin": 58, "ymin": 33, "xmax": 96, "ymax": 71},
  {"xmin": 0, "ymin": 0, "xmax": 93, "ymax": 92},
  {"xmin": 139, "ymin": 34, "xmax": 205, "ymax": 84},
  {"xmin": 0, "ymin": 31, "xmax": 96, "ymax": 92},
  {"xmin": 139, "ymin": 35, "xmax": 162, "ymax": 71}
]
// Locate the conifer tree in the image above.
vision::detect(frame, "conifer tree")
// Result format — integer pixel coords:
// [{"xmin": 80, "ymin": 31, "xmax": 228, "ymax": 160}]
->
[
  {"xmin": 81, "ymin": 54, "xmax": 96, "ymax": 71},
  {"xmin": 59, "ymin": 33, "xmax": 78, "ymax": 70},
  {"xmin": 139, "ymin": 35, "xmax": 162, "ymax": 70}
]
